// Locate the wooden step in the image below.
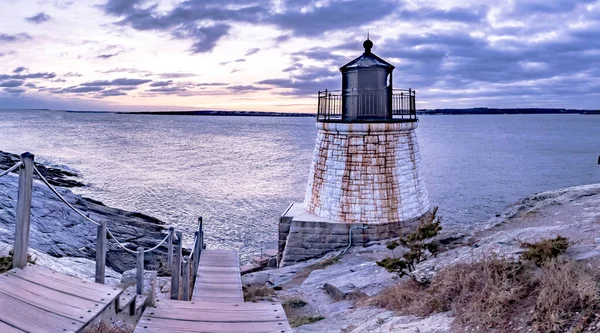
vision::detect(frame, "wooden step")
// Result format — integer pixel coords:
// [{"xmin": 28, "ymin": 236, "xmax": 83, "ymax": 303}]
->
[
  {"xmin": 136, "ymin": 295, "xmax": 148, "ymax": 314},
  {"xmin": 134, "ymin": 300, "xmax": 292, "ymax": 333},
  {"xmin": 118, "ymin": 288, "xmax": 137, "ymax": 314},
  {"xmin": 0, "ymin": 266, "xmax": 123, "ymax": 333}
]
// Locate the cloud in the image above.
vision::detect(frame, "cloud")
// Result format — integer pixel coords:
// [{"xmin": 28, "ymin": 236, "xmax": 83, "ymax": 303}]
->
[
  {"xmin": 62, "ymin": 86, "xmax": 106, "ymax": 93},
  {"xmin": 101, "ymin": 0, "xmax": 266, "ymax": 53},
  {"xmin": 13, "ymin": 67, "xmax": 27, "ymax": 73},
  {"xmin": 26, "ymin": 12, "xmax": 52, "ymax": 24},
  {"xmin": 96, "ymin": 88, "xmax": 129, "ymax": 97},
  {"xmin": 147, "ymin": 87, "xmax": 185, "ymax": 94},
  {"xmin": 97, "ymin": 52, "xmax": 121, "ymax": 59},
  {"xmin": 268, "ymin": 0, "xmax": 396, "ymax": 36},
  {"xmin": 227, "ymin": 85, "xmax": 270, "ymax": 93},
  {"xmin": 81, "ymin": 78, "xmax": 152, "ymax": 86},
  {"xmin": 0, "ymin": 33, "xmax": 32, "ymax": 43},
  {"xmin": 149, "ymin": 80, "xmax": 172, "ymax": 87},
  {"xmin": 0, "ymin": 80, "xmax": 25, "ymax": 87},
  {"xmin": 174, "ymin": 24, "xmax": 231, "ymax": 53},
  {"xmin": 156, "ymin": 72, "xmax": 197, "ymax": 78},
  {"xmin": 195, "ymin": 82, "xmax": 227, "ymax": 86},
  {"xmin": 3, "ymin": 87, "xmax": 27, "ymax": 94},
  {"xmin": 244, "ymin": 48, "xmax": 260, "ymax": 56},
  {"xmin": 100, "ymin": 68, "xmax": 152, "ymax": 75},
  {"xmin": 0, "ymin": 72, "xmax": 56, "ymax": 80}
]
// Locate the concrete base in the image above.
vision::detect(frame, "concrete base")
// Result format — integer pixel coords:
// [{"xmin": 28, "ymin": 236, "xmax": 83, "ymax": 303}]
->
[{"xmin": 278, "ymin": 202, "xmax": 427, "ymax": 267}]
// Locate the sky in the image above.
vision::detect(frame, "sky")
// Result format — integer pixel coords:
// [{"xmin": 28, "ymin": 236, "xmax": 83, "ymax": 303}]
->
[{"xmin": 0, "ymin": 0, "xmax": 599, "ymax": 112}]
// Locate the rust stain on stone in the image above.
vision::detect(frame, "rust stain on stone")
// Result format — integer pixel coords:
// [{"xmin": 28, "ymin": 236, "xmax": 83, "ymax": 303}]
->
[
  {"xmin": 386, "ymin": 135, "xmax": 401, "ymax": 223},
  {"xmin": 339, "ymin": 134, "xmax": 352, "ymax": 222},
  {"xmin": 407, "ymin": 132, "xmax": 423, "ymax": 214}
]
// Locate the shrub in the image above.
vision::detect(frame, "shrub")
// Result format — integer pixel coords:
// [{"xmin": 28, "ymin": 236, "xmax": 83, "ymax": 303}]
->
[
  {"xmin": 84, "ymin": 322, "xmax": 133, "ymax": 333},
  {"xmin": 242, "ymin": 285, "xmax": 275, "ymax": 302},
  {"xmin": 371, "ymin": 255, "xmax": 531, "ymax": 329},
  {"xmin": 288, "ymin": 316, "xmax": 324, "ymax": 328},
  {"xmin": 282, "ymin": 298, "xmax": 308, "ymax": 309},
  {"xmin": 0, "ymin": 249, "xmax": 36, "ymax": 274},
  {"xmin": 376, "ymin": 207, "xmax": 442, "ymax": 278},
  {"xmin": 520, "ymin": 236, "xmax": 569, "ymax": 266}
]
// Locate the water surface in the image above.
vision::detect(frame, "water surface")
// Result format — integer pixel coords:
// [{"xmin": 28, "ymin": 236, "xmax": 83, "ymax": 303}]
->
[{"xmin": 1, "ymin": 110, "xmax": 599, "ymax": 261}]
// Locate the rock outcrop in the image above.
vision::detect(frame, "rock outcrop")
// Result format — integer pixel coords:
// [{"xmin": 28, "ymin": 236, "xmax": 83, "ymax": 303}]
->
[
  {"xmin": 0, "ymin": 157, "xmax": 169, "ymax": 273},
  {"xmin": 244, "ymin": 183, "xmax": 600, "ymax": 332}
]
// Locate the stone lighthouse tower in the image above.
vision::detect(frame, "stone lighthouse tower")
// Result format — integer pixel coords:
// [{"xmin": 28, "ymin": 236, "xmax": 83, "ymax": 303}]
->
[{"xmin": 278, "ymin": 39, "xmax": 430, "ymax": 266}]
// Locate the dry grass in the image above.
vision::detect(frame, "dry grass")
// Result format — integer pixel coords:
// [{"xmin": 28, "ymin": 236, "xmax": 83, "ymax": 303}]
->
[
  {"xmin": 243, "ymin": 285, "xmax": 276, "ymax": 302},
  {"xmin": 0, "ymin": 250, "xmax": 35, "ymax": 274},
  {"xmin": 532, "ymin": 260, "xmax": 600, "ymax": 332},
  {"xmin": 84, "ymin": 321, "xmax": 133, "ymax": 333},
  {"xmin": 370, "ymin": 255, "xmax": 600, "ymax": 332},
  {"xmin": 288, "ymin": 315, "xmax": 325, "ymax": 327},
  {"xmin": 371, "ymin": 256, "xmax": 531, "ymax": 328},
  {"xmin": 282, "ymin": 298, "xmax": 308, "ymax": 309},
  {"xmin": 520, "ymin": 236, "xmax": 569, "ymax": 266}
]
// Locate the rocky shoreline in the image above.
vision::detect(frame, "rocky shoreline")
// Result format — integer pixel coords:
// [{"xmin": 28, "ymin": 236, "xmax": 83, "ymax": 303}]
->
[
  {"xmin": 0, "ymin": 151, "xmax": 170, "ymax": 273},
  {"xmin": 243, "ymin": 182, "xmax": 600, "ymax": 332}
]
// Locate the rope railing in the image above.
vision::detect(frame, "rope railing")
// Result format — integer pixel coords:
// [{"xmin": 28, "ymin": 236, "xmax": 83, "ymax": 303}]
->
[
  {"xmin": 11, "ymin": 152, "xmax": 205, "ymax": 302},
  {"xmin": 0, "ymin": 161, "xmax": 22, "ymax": 178},
  {"xmin": 33, "ymin": 165, "xmax": 101, "ymax": 227}
]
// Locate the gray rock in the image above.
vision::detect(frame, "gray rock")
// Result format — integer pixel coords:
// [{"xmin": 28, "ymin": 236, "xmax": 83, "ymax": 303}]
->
[
  {"xmin": 302, "ymin": 256, "xmax": 395, "ymax": 297},
  {"xmin": 0, "ymin": 170, "xmax": 170, "ymax": 273},
  {"xmin": 242, "ymin": 272, "xmax": 270, "ymax": 286},
  {"xmin": 0, "ymin": 240, "xmax": 122, "ymax": 286},
  {"xmin": 121, "ymin": 269, "xmax": 158, "ymax": 294}
]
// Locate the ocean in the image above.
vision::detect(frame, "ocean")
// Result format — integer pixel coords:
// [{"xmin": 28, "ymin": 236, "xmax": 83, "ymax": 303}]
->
[{"xmin": 1, "ymin": 110, "xmax": 599, "ymax": 261}]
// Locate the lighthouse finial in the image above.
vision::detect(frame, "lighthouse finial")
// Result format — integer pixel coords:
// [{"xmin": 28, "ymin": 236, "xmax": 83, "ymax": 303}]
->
[{"xmin": 363, "ymin": 33, "xmax": 373, "ymax": 53}]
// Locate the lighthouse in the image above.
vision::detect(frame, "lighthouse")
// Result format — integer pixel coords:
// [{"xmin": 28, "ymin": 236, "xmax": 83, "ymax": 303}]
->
[{"xmin": 278, "ymin": 39, "xmax": 430, "ymax": 266}]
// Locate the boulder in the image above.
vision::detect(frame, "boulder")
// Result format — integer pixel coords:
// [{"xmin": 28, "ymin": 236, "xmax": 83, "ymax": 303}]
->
[
  {"xmin": 121, "ymin": 269, "xmax": 158, "ymax": 295},
  {"xmin": 0, "ymin": 170, "xmax": 170, "ymax": 273}
]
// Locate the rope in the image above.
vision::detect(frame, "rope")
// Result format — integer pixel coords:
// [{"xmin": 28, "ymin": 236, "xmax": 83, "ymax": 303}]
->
[
  {"xmin": 33, "ymin": 165, "xmax": 101, "ymax": 227},
  {"xmin": 0, "ymin": 161, "xmax": 22, "ymax": 178},
  {"xmin": 182, "ymin": 232, "xmax": 198, "ymax": 263},
  {"xmin": 106, "ymin": 228, "xmax": 138, "ymax": 254},
  {"xmin": 142, "ymin": 229, "xmax": 172, "ymax": 253},
  {"xmin": 34, "ymin": 165, "xmax": 175, "ymax": 257}
]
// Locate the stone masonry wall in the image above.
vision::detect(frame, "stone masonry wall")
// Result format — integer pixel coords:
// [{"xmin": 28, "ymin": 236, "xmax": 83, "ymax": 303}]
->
[
  {"xmin": 304, "ymin": 122, "xmax": 430, "ymax": 224},
  {"xmin": 278, "ymin": 205, "xmax": 428, "ymax": 266}
]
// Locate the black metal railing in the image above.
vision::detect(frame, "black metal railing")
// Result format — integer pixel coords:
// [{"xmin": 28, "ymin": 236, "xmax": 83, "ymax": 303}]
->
[{"xmin": 317, "ymin": 88, "xmax": 417, "ymax": 122}]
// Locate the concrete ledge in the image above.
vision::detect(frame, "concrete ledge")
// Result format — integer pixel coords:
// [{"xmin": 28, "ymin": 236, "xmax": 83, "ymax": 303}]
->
[{"xmin": 317, "ymin": 121, "xmax": 418, "ymax": 133}]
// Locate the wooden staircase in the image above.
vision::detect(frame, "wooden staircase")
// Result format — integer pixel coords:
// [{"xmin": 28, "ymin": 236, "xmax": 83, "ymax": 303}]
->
[
  {"xmin": 135, "ymin": 250, "xmax": 292, "ymax": 333},
  {"xmin": 0, "ymin": 265, "xmax": 147, "ymax": 332}
]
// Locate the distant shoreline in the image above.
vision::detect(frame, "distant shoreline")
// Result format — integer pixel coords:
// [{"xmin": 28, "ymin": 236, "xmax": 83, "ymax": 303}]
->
[
  {"xmin": 417, "ymin": 108, "xmax": 600, "ymax": 115},
  {"xmin": 121, "ymin": 108, "xmax": 600, "ymax": 116},
  {"xmin": 3, "ymin": 108, "xmax": 599, "ymax": 116},
  {"xmin": 118, "ymin": 110, "xmax": 315, "ymax": 117}
]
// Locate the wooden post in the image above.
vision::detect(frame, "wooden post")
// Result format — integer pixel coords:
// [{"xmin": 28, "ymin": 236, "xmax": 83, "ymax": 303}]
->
[
  {"xmin": 182, "ymin": 256, "xmax": 190, "ymax": 301},
  {"xmin": 192, "ymin": 231, "xmax": 200, "ymax": 283},
  {"xmin": 13, "ymin": 152, "xmax": 34, "ymax": 269},
  {"xmin": 147, "ymin": 278, "xmax": 156, "ymax": 307},
  {"xmin": 170, "ymin": 231, "xmax": 182, "ymax": 300},
  {"xmin": 167, "ymin": 227, "xmax": 174, "ymax": 270},
  {"xmin": 136, "ymin": 247, "xmax": 144, "ymax": 295},
  {"xmin": 95, "ymin": 220, "xmax": 107, "ymax": 284}
]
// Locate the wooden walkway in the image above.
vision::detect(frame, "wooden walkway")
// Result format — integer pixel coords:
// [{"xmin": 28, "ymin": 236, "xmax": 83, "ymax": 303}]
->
[
  {"xmin": 0, "ymin": 265, "xmax": 122, "ymax": 333},
  {"xmin": 192, "ymin": 250, "xmax": 243, "ymax": 303},
  {"xmin": 136, "ymin": 250, "xmax": 292, "ymax": 333}
]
